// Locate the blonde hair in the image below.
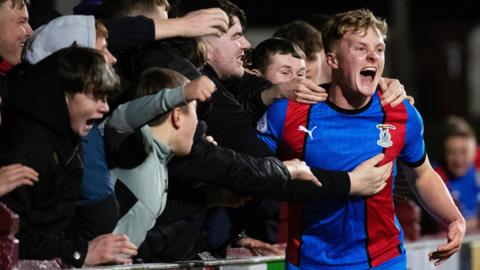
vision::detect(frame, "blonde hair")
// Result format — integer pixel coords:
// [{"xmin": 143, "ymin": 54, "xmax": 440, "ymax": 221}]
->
[
  {"xmin": 95, "ymin": 20, "xmax": 108, "ymax": 40},
  {"xmin": 322, "ymin": 8, "xmax": 387, "ymax": 53}
]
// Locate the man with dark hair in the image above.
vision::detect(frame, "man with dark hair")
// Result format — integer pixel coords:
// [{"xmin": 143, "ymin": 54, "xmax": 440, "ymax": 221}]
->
[
  {"xmin": 23, "ymin": 14, "xmax": 121, "ymax": 241},
  {"xmin": 250, "ymin": 37, "xmax": 306, "ymax": 83},
  {"xmin": 273, "ymin": 20, "xmax": 330, "ymax": 85},
  {"xmin": 0, "ymin": 46, "xmax": 137, "ymax": 267}
]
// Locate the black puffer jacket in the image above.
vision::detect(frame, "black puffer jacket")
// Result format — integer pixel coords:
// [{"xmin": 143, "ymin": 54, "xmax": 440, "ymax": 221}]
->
[{"xmin": 0, "ymin": 52, "xmax": 87, "ymax": 268}]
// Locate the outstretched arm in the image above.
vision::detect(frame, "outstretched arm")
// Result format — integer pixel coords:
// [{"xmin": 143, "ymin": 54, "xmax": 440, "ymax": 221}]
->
[
  {"xmin": 261, "ymin": 77, "xmax": 327, "ymax": 106},
  {"xmin": 105, "ymin": 76, "xmax": 215, "ymax": 169},
  {"xmin": 154, "ymin": 8, "xmax": 229, "ymax": 40},
  {"xmin": 409, "ymin": 156, "xmax": 465, "ymax": 266},
  {"xmin": 107, "ymin": 76, "xmax": 215, "ymax": 134}
]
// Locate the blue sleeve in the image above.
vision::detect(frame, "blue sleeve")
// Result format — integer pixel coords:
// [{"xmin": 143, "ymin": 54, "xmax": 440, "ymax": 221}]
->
[
  {"xmin": 400, "ymin": 102, "xmax": 427, "ymax": 167},
  {"xmin": 256, "ymin": 99, "xmax": 289, "ymax": 154}
]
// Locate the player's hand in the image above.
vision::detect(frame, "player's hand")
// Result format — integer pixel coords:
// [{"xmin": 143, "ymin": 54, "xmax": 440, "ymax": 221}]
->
[{"xmin": 429, "ymin": 219, "xmax": 465, "ymax": 266}]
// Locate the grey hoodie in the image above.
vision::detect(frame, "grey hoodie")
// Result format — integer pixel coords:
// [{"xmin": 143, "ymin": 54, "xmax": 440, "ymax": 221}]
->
[{"xmin": 24, "ymin": 15, "xmax": 96, "ymax": 64}]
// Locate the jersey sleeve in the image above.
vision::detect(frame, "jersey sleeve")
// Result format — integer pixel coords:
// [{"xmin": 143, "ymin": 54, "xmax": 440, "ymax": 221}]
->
[
  {"xmin": 400, "ymin": 102, "xmax": 427, "ymax": 167},
  {"xmin": 256, "ymin": 99, "xmax": 289, "ymax": 154}
]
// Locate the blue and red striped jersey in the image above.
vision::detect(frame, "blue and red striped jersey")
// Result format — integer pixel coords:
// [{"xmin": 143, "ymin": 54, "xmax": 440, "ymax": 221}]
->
[{"xmin": 257, "ymin": 90, "xmax": 426, "ymax": 269}]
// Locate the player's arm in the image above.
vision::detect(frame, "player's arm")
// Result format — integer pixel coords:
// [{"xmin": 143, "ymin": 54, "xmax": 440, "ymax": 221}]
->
[{"xmin": 409, "ymin": 156, "xmax": 465, "ymax": 266}]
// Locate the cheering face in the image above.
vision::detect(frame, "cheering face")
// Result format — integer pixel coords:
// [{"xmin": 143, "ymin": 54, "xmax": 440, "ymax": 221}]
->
[
  {"xmin": 445, "ymin": 136, "xmax": 477, "ymax": 178},
  {"xmin": 328, "ymin": 27, "xmax": 385, "ymax": 97},
  {"xmin": 66, "ymin": 92, "xmax": 110, "ymax": 137},
  {"xmin": 263, "ymin": 53, "xmax": 306, "ymax": 84},
  {"xmin": 205, "ymin": 16, "xmax": 251, "ymax": 79},
  {"xmin": 0, "ymin": 1, "xmax": 32, "ymax": 65}
]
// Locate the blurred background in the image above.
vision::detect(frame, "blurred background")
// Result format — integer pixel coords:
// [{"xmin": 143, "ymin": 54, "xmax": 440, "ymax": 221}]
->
[{"xmin": 34, "ymin": 0, "xmax": 478, "ymax": 160}]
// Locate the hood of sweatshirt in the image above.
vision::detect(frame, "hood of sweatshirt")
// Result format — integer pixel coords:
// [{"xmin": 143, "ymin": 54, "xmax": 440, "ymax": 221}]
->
[{"xmin": 23, "ymin": 15, "xmax": 96, "ymax": 64}]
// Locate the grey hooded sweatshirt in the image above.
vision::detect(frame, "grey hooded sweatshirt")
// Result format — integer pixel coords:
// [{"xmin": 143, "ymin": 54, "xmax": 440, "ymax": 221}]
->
[{"xmin": 24, "ymin": 15, "xmax": 96, "ymax": 64}]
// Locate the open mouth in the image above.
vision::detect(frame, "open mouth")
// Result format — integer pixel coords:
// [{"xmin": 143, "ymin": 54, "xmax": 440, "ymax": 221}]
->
[
  {"xmin": 359, "ymin": 67, "xmax": 377, "ymax": 81},
  {"xmin": 85, "ymin": 119, "xmax": 95, "ymax": 128},
  {"xmin": 236, "ymin": 54, "xmax": 244, "ymax": 62}
]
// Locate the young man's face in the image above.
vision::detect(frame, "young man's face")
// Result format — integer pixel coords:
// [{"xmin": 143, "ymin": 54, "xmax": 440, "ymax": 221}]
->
[
  {"xmin": 205, "ymin": 16, "xmax": 251, "ymax": 79},
  {"xmin": 65, "ymin": 92, "xmax": 109, "ymax": 137},
  {"xmin": 263, "ymin": 53, "xmax": 306, "ymax": 84},
  {"xmin": 329, "ymin": 27, "xmax": 385, "ymax": 97},
  {"xmin": 176, "ymin": 101, "xmax": 198, "ymax": 156},
  {"xmin": 95, "ymin": 37, "xmax": 117, "ymax": 65},
  {"xmin": 0, "ymin": 1, "xmax": 32, "ymax": 65},
  {"xmin": 445, "ymin": 136, "xmax": 477, "ymax": 177}
]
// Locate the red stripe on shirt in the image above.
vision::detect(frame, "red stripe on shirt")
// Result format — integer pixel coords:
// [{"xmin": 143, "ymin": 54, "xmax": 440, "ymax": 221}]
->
[
  {"xmin": 366, "ymin": 93, "xmax": 407, "ymax": 267},
  {"xmin": 279, "ymin": 101, "xmax": 310, "ymax": 266}
]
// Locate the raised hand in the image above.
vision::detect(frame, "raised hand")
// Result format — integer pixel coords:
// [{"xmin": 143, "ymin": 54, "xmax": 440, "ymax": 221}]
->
[
  {"xmin": 183, "ymin": 75, "xmax": 217, "ymax": 102},
  {"xmin": 176, "ymin": 8, "xmax": 230, "ymax": 37}
]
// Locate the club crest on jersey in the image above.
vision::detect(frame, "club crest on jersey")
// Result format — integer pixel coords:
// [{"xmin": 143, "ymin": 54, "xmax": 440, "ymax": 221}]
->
[
  {"xmin": 376, "ymin": 124, "xmax": 396, "ymax": 148},
  {"xmin": 257, "ymin": 113, "xmax": 268, "ymax": 133}
]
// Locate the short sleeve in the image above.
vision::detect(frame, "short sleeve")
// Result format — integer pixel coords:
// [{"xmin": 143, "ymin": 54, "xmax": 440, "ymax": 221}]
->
[
  {"xmin": 256, "ymin": 99, "xmax": 289, "ymax": 154},
  {"xmin": 400, "ymin": 102, "xmax": 426, "ymax": 167}
]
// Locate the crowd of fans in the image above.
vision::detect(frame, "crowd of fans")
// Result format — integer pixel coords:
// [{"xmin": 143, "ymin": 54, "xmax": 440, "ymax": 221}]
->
[{"xmin": 0, "ymin": 0, "xmax": 471, "ymax": 268}]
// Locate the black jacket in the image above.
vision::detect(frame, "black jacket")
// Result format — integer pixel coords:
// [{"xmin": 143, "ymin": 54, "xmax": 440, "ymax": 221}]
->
[
  {"xmin": 0, "ymin": 54, "xmax": 87, "ymax": 267},
  {"xmin": 168, "ymin": 123, "xmax": 350, "ymax": 200},
  {"xmin": 201, "ymin": 65, "xmax": 273, "ymax": 157},
  {"xmin": 124, "ymin": 39, "xmax": 202, "ymax": 82},
  {"xmin": 0, "ymin": 57, "xmax": 14, "ymax": 116}
]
